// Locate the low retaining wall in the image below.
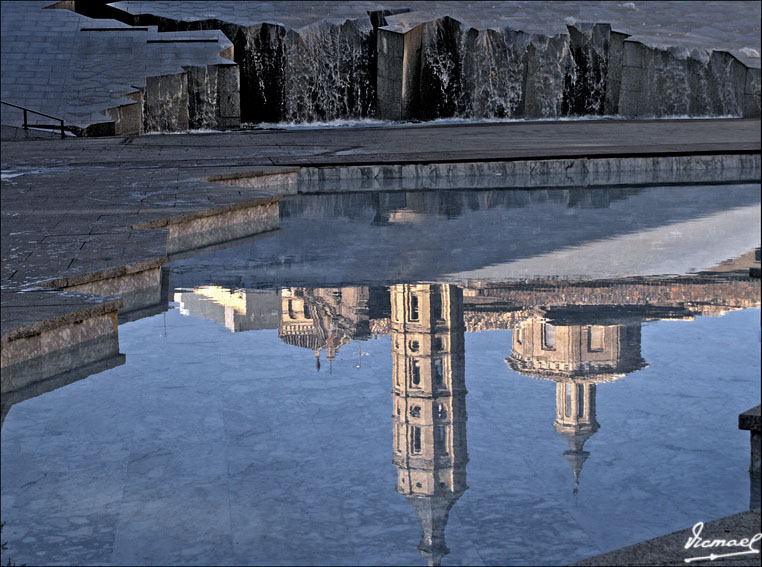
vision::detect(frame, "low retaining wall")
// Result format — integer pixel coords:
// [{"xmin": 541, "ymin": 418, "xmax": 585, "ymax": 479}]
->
[{"xmin": 209, "ymin": 153, "xmax": 761, "ymax": 195}]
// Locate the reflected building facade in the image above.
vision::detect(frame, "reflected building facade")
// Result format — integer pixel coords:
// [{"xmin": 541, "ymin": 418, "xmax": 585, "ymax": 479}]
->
[
  {"xmin": 390, "ymin": 284, "xmax": 468, "ymax": 566},
  {"xmin": 507, "ymin": 309, "xmax": 647, "ymax": 492},
  {"xmin": 278, "ymin": 286, "xmax": 370, "ymax": 367}
]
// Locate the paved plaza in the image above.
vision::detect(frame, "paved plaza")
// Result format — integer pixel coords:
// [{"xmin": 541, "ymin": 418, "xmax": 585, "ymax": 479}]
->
[{"xmin": 0, "ymin": 2, "xmax": 760, "ymax": 566}]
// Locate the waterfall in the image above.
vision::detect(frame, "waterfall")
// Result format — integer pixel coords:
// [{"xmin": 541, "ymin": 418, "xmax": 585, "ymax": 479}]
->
[{"xmin": 231, "ymin": 13, "xmax": 758, "ymax": 124}]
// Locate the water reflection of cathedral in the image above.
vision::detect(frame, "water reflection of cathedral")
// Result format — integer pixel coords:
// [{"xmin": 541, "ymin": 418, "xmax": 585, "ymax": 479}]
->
[
  {"xmin": 507, "ymin": 308, "xmax": 648, "ymax": 492},
  {"xmin": 390, "ymin": 284, "xmax": 468, "ymax": 567},
  {"xmin": 169, "ymin": 274, "xmax": 760, "ymax": 560}
]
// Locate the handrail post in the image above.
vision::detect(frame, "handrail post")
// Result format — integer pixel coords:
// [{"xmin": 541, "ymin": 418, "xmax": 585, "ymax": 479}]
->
[
  {"xmin": 60, "ymin": 119, "xmax": 65, "ymax": 139},
  {"xmin": 23, "ymin": 108, "xmax": 28, "ymax": 130}
]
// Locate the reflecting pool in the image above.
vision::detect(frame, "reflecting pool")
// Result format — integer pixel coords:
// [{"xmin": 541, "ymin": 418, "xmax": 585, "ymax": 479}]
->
[{"xmin": 1, "ymin": 185, "xmax": 760, "ymax": 566}]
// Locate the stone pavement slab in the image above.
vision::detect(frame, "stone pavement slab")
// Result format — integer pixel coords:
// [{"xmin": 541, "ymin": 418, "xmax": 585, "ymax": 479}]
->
[
  {"xmin": 3, "ymin": 118, "xmax": 760, "ymax": 169},
  {"xmin": 1, "ymin": 1, "xmax": 236, "ymax": 134},
  {"xmin": 1, "ymin": 118, "xmax": 759, "ymax": 353},
  {"xmin": 574, "ymin": 508, "xmax": 761, "ymax": 566}
]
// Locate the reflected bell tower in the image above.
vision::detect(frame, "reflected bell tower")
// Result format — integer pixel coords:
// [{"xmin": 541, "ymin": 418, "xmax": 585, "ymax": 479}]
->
[
  {"xmin": 507, "ymin": 310, "xmax": 647, "ymax": 492},
  {"xmin": 391, "ymin": 284, "xmax": 468, "ymax": 566}
]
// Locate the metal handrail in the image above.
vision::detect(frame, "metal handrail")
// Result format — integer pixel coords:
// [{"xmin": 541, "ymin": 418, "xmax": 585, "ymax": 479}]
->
[{"xmin": 1, "ymin": 100, "xmax": 66, "ymax": 138}]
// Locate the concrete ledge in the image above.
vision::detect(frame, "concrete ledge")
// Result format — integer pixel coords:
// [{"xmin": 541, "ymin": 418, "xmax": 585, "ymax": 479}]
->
[
  {"xmin": 39, "ymin": 257, "xmax": 165, "ymax": 290},
  {"xmin": 0, "ymin": 290, "xmax": 123, "ymax": 343},
  {"xmin": 131, "ymin": 195, "xmax": 279, "ymax": 229},
  {"xmin": 574, "ymin": 508, "xmax": 762, "ymax": 566},
  {"xmin": 296, "ymin": 154, "xmax": 761, "ymax": 193},
  {"xmin": 740, "ymin": 405, "xmax": 761, "ymax": 479},
  {"xmin": 1, "ymin": 312, "xmax": 120, "ymax": 394},
  {"xmin": 202, "ymin": 168, "xmax": 300, "ymax": 194},
  {"xmin": 740, "ymin": 406, "xmax": 762, "ymax": 432},
  {"xmin": 162, "ymin": 199, "xmax": 279, "ymax": 255}
]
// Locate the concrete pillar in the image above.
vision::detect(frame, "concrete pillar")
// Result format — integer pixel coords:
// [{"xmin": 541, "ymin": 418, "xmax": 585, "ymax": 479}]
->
[
  {"xmin": 739, "ymin": 405, "xmax": 761, "ymax": 510},
  {"xmin": 144, "ymin": 72, "xmax": 189, "ymax": 132},
  {"xmin": 376, "ymin": 28, "xmax": 404, "ymax": 120},
  {"xmin": 743, "ymin": 65, "xmax": 761, "ymax": 118},
  {"xmin": 401, "ymin": 24, "xmax": 425, "ymax": 120},
  {"xmin": 105, "ymin": 91, "xmax": 143, "ymax": 136},
  {"xmin": 618, "ymin": 40, "xmax": 648, "ymax": 116},
  {"xmin": 216, "ymin": 64, "xmax": 241, "ymax": 129},
  {"xmin": 376, "ymin": 24, "xmax": 426, "ymax": 121},
  {"xmin": 604, "ymin": 31, "xmax": 629, "ymax": 115}
]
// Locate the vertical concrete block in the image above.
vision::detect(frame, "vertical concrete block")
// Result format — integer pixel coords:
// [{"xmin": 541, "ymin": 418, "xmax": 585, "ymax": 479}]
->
[
  {"xmin": 743, "ymin": 65, "xmax": 761, "ymax": 117},
  {"xmin": 217, "ymin": 63, "xmax": 241, "ymax": 129},
  {"xmin": 525, "ymin": 35, "xmax": 569, "ymax": 118},
  {"xmin": 144, "ymin": 72, "xmax": 189, "ymax": 132},
  {"xmin": 376, "ymin": 28, "xmax": 404, "ymax": 120},
  {"xmin": 707, "ymin": 50, "xmax": 746, "ymax": 116},
  {"xmin": 604, "ymin": 31, "xmax": 628, "ymax": 115},
  {"xmin": 106, "ymin": 91, "xmax": 143, "ymax": 136},
  {"xmin": 401, "ymin": 24, "xmax": 425, "ymax": 119},
  {"xmin": 187, "ymin": 65, "xmax": 218, "ymax": 130},
  {"xmin": 622, "ymin": 40, "xmax": 645, "ymax": 68}
]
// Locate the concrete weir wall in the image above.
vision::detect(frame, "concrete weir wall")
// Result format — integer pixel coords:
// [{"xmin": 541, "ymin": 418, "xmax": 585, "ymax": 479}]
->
[
  {"xmin": 375, "ymin": 17, "xmax": 761, "ymax": 121},
  {"xmin": 71, "ymin": 2, "xmax": 760, "ymax": 128},
  {"xmin": 128, "ymin": 10, "xmax": 760, "ymax": 124}
]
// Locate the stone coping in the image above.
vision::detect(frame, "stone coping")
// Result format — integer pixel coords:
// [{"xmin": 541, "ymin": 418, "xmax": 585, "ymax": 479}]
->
[
  {"xmin": 131, "ymin": 194, "xmax": 279, "ymax": 229},
  {"xmin": 0, "ymin": 289, "xmax": 122, "ymax": 343},
  {"xmin": 740, "ymin": 405, "xmax": 761, "ymax": 432},
  {"xmin": 38, "ymin": 257, "xmax": 166, "ymax": 289}
]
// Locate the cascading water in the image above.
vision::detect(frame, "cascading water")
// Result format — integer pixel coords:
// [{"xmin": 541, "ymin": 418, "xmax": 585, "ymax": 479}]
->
[
  {"xmin": 461, "ymin": 28, "xmax": 530, "ymax": 119},
  {"xmin": 562, "ymin": 23, "xmax": 610, "ymax": 116},
  {"xmin": 236, "ymin": 18, "xmax": 374, "ymax": 124},
  {"xmin": 231, "ymin": 12, "xmax": 758, "ymax": 124},
  {"xmin": 282, "ymin": 19, "xmax": 374, "ymax": 122}
]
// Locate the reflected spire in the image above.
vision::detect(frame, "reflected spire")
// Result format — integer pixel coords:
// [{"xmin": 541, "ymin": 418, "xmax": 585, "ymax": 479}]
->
[
  {"xmin": 555, "ymin": 380, "xmax": 599, "ymax": 494},
  {"xmin": 390, "ymin": 284, "xmax": 468, "ymax": 565}
]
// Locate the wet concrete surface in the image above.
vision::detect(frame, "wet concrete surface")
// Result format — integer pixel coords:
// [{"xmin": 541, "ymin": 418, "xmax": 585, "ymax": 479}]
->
[{"xmin": 2, "ymin": 118, "xmax": 760, "ymax": 342}]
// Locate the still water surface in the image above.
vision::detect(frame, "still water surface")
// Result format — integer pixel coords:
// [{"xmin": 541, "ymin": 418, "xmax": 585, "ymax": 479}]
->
[{"xmin": 1, "ymin": 185, "xmax": 760, "ymax": 566}]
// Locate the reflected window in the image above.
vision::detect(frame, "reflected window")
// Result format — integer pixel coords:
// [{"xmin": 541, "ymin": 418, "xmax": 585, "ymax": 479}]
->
[
  {"xmin": 433, "ymin": 293, "xmax": 443, "ymax": 320},
  {"xmin": 565, "ymin": 382, "xmax": 573, "ymax": 417},
  {"xmin": 287, "ymin": 299, "xmax": 295, "ymax": 319},
  {"xmin": 436, "ymin": 403, "xmax": 447, "ymax": 419},
  {"xmin": 412, "ymin": 426, "xmax": 422, "ymax": 454},
  {"xmin": 303, "ymin": 304, "xmax": 312, "ymax": 319},
  {"xmin": 516, "ymin": 327, "xmax": 522, "ymax": 345},
  {"xmin": 587, "ymin": 326, "xmax": 605, "ymax": 352},
  {"xmin": 543, "ymin": 323, "xmax": 556, "ymax": 350},
  {"xmin": 410, "ymin": 406, "xmax": 421, "ymax": 418},
  {"xmin": 578, "ymin": 384, "xmax": 585, "ymax": 417},
  {"xmin": 435, "ymin": 425, "xmax": 447, "ymax": 451},
  {"xmin": 434, "ymin": 360, "xmax": 444, "ymax": 385},
  {"xmin": 409, "ymin": 340, "xmax": 420, "ymax": 352},
  {"xmin": 434, "ymin": 337, "xmax": 444, "ymax": 352},
  {"xmin": 408, "ymin": 294, "xmax": 420, "ymax": 322},
  {"xmin": 410, "ymin": 359, "xmax": 421, "ymax": 386}
]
